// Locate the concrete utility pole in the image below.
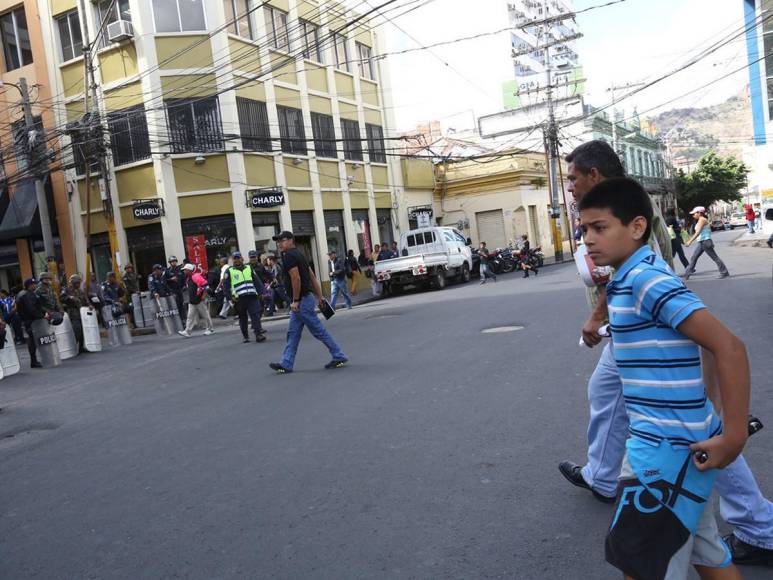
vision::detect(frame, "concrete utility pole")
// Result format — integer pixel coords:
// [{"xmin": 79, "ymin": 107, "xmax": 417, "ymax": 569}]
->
[{"xmin": 18, "ymin": 78, "xmax": 56, "ymax": 261}]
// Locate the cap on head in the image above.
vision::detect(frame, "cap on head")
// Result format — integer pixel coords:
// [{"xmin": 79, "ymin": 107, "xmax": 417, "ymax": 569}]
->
[
  {"xmin": 232, "ymin": 251, "xmax": 242, "ymax": 259},
  {"xmin": 272, "ymin": 230, "xmax": 294, "ymax": 242},
  {"xmin": 69, "ymin": 274, "xmax": 82, "ymax": 283},
  {"xmin": 168, "ymin": 255, "xmax": 178, "ymax": 262},
  {"xmin": 124, "ymin": 264, "xmax": 134, "ymax": 270},
  {"xmin": 690, "ymin": 206, "xmax": 706, "ymax": 214},
  {"xmin": 152, "ymin": 263, "xmax": 163, "ymax": 270},
  {"xmin": 24, "ymin": 277, "xmax": 36, "ymax": 288},
  {"xmin": 248, "ymin": 250, "xmax": 258, "ymax": 258},
  {"xmin": 183, "ymin": 263, "xmax": 195, "ymax": 272},
  {"xmin": 106, "ymin": 271, "xmax": 116, "ymax": 278},
  {"xmin": 39, "ymin": 272, "xmax": 52, "ymax": 280}
]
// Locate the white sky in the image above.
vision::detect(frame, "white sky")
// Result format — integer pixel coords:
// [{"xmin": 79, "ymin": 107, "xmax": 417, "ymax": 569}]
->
[{"xmin": 380, "ymin": 0, "xmax": 750, "ymax": 133}]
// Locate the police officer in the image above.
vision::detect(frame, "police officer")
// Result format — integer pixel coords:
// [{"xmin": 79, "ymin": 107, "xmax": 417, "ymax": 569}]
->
[
  {"xmin": 16, "ymin": 279, "xmax": 46, "ymax": 368},
  {"xmin": 35, "ymin": 271, "xmax": 61, "ymax": 315},
  {"xmin": 164, "ymin": 256, "xmax": 185, "ymax": 319},
  {"xmin": 61, "ymin": 274, "xmax": 91, "ymax": 353},
  {"xmin": 101, "ymin": 272, "xmax": 126, "ymax": 313},
  {"xmin": 122, "ymin": 264, "xmax": 140, "ymax": 294},
  {"xmin": 148, "ymin": 264, "xmax": 172, "ymax": 299},
  {"xmin": 222, "ymin": 251, "xmax": 266, "ymax": 343}
]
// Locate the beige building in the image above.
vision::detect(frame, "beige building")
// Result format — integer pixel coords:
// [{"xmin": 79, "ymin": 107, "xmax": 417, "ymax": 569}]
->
[{"xmin": 37, "ymin": 0, "xmax": 403, "ymax": 285}]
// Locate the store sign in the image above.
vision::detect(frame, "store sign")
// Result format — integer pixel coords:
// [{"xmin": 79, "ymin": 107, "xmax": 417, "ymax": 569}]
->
[
  {"xmin": 248, "ymin": 188, "xmax": 285, "ymax": 208},
  {"xmin": 132, "ymin": 199, "xmax": 163, "ymax": 221},
  {"xmin": 408, "ymin": 206, "xmax": 433, "ymax": 219},
  {"xmin": 185, "ymin": 235, "xmax": 208, "ymax": 274}
]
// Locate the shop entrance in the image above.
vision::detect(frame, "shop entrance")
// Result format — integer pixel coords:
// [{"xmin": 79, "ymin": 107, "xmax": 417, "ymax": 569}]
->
[
  {"xmin": 126, "ymin": 224, "xmax": 165, "ymax": 289},
  {"xmin": 293, "ymin": 235, "xmax": 317, "ymax": 275}
]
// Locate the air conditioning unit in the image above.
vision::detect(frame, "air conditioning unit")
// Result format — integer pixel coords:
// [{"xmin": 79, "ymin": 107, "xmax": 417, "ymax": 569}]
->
[{"xmin": 106, "ymin": 20, "xmax": 133, "ymax": 43}]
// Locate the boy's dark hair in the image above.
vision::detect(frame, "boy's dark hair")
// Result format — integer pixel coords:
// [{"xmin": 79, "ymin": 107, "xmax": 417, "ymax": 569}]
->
[
  {"xmin": 565, "ymin": 140, "xmax": 625, "ymax": 178},
  {"xmin": 578, "ymin": 177, "xmax": 653, "ymax": 242}
]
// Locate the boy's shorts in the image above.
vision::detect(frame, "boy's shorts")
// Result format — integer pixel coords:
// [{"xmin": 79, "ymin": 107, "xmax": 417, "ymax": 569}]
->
[{"xmin": 605, "ymin": 452, "xmax": 732, "ymax": 580}]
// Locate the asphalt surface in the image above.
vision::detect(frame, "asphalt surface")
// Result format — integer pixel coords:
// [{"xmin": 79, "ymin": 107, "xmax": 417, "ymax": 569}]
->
[{"xmin": 2, "ymin": 231, "xmax": 771, "ymax": 579}]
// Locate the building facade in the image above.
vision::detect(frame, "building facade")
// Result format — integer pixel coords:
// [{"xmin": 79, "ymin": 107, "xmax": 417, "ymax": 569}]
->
[
  {"xmin": 743, "ymin": 0, "xmax": 773, "ymax": 213},
  {"xmin": 38, "ymin": 0, "xmax": 401, "ymax": 286},
  {"xmin": 0, "ymin": 0, "xmax": 77, "ymax": 289}
]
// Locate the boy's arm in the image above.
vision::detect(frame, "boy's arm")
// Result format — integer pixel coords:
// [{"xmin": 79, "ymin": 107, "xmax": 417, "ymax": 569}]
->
[{"xmin": 677, "ymin": 309, "xmax": 750, "ymax": 470}]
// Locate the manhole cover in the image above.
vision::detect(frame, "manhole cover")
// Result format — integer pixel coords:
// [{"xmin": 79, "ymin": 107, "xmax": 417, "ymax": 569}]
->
[{"xmin": 481, "ymin": 325, "xmax": 525, "ymax": 334}]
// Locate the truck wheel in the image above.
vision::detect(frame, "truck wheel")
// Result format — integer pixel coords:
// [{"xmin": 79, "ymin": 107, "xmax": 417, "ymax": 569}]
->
[
  {"xmin": 460, "ymin": 263, "xmax": 471, "ymax": 283},
  {"xmin": 431, "ymin": 269, "xmax": 446, "ymax": 290}
]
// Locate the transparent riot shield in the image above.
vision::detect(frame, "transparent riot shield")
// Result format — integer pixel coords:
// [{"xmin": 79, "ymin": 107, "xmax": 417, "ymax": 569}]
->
[
  {"xmin": 32, "ymin": 319, "xmax": 61, "ymax": 368},
  {"xmin": 102, "ymin": 306, "xmax": 132, "ymax": 347},
  {"xmin": 80, "ymin": 307, "xmax": 102, "ymax": 352},
  {"xmin": 0, "ymin": 326, "xmax": 20, "ymax": 377},
  {"xmin": 54, "ymin": 313, "xmax": 78, "ymax": 360},
  {"xmin": 116, "ymin": 310, "xmax": 133, "ymax": 346},
  {"xmin": 151, "ymin": 296, "xmax": 175, "ymax": 335}
]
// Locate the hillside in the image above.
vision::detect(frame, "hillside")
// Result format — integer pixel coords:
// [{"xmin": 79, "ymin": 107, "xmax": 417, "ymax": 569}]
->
[{"xmin": 647, "ymin": 90, "xmax": 752, "ymax": 165}]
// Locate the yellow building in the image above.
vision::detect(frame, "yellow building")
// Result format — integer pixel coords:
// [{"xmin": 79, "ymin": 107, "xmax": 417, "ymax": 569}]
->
[
  {"xmin": 39, "ymin": 0, "xmax": 402, "ymax": 284},
  {"xmin": 433, "ymin": 151, "xmax": 573, "ymax": 257},
  {"xmin": 0, "ymin": 0, "xmax": 77, "ymax": 287}
]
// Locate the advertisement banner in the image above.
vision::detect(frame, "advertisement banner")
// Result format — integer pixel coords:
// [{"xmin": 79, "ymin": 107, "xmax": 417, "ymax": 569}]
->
[{"xmin": 185, "ymin": 235, "xmax": 208, "ymax": 274}]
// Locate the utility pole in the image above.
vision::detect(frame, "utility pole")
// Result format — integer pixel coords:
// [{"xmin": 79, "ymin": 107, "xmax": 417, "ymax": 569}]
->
[
  {"xmin": 77, "ymin": 0, "xmax": 120, "ymax": 278},
  {"xmin": 18, "ymin": 78, "xmax": 56, "ymax": 262}
]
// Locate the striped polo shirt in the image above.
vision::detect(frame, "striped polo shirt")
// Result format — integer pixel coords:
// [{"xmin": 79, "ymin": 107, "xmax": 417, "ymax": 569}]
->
[{"xmin": 607, "ymin": 245, "xmax": 722, "ymax": 449}]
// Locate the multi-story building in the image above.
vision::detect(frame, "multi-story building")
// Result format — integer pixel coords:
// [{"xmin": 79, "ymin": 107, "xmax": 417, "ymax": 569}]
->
[
  {"xmin": 38, "ymin": 0, "xmax": 401, "ymax": 285},
  {"xmin": 0, "ymin": 0, "xmax": 77, "ymax": 289},
  {"xmin": 743, "ymin": 0, "xmax": 773, "ymax": 217}
]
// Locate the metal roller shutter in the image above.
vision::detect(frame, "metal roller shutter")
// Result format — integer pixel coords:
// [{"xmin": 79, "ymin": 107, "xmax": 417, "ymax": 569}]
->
[
  {"xmin": 290, "ymin": 211, "xmax": 315, "ymax": 235},
  {"xmin": 351, "ymin": 209, "xmax": 369, "ymax": 222},
  {"xmin": 476, "ymin": 209, "xmax": 506, "ymax": 249},
  {"xmin": 323, "ymin": 210, "xmax": 344, "ymax": 228}
]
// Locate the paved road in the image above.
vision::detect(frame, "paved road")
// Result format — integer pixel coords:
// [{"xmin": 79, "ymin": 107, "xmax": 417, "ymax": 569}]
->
[{"xmin": 2, "ymin": 231, "xmax": 771, "ymax": 579}]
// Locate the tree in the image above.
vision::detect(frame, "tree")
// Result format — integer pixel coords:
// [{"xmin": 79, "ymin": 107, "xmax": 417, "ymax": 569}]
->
[{"xmin": 675, "ymin": 152, "xmax": 749, "ymax": 215}]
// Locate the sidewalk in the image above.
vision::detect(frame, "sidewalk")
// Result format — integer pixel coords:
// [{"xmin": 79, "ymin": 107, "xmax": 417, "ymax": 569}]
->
[{"xmin": 732, "ymin": 230, "xmax": 772, "ymax": 248}]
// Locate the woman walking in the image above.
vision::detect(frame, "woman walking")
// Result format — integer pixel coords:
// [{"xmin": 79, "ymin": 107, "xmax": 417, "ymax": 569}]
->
[
  {"xmin": 682, "ymin": 206, "xmax": 729, "ymax": 280},
  {"xmin": 665, "ymin": 210, "xmax": 689, "ymax": 269}
]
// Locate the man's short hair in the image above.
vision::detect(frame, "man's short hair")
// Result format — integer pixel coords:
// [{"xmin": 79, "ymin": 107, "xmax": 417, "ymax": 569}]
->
[
  {"xmin": 578, "ymin": 177, "xmax": 653, "ymax": 242},
  {"xmin": 565, "ymin": 140, "xmax": 624, "ymax": 178}
]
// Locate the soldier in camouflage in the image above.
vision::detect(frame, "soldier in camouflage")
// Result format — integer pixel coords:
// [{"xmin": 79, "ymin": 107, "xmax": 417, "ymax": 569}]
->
[{"xmin": 61, "ymin": 274, "xmax": 92, "ymax": 353}]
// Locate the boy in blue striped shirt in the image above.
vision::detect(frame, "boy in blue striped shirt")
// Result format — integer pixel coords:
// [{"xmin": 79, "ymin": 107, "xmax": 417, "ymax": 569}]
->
[{"xmin": 578, "ymin": 177, "xmax": 750, "ymax": 580}]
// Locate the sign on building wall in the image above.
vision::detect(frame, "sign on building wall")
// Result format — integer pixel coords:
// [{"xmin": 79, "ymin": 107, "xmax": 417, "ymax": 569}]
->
[
  {"xmin": 185, "ymin": 235, "xmax": 208, "ymax": 274},
  {"xmin": 132, "ymin": 199, "xmax": 164, "ymax": 221},
  {"xmin": 247, "ymin": 188, "xmax": 285, "ymax": 208}
]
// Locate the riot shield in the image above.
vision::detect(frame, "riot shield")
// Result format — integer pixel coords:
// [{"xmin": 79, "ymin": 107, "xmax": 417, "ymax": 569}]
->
[
  {"xmin": 54, "ymin": 313, "xmax": 78, "ymax": 360},
  {"xmin": 0, "ymin": 326, "xmax": 20, "ymax": 377},
  {"xmin": 80, "ymin": 307, "xmax": 102, "ymax": 352},
  {"xmin": 102, "ymin": 306, "xmax": 132, "ymax": 347},
  {"xmin": 131, "ymin": 292, "xmax": 155, "ymax": 328},
  {"xmin": 152, "ymin": 296, "xmax": 182, "ymax": 335},
  {"xmin": 32, "ymin": 319, "xmax": 61, "ymax": 368}
]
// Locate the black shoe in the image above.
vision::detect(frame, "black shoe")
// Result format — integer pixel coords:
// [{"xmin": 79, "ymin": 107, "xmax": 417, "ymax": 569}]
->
[
  {"xmin": 242, "ymin": 337, "xmax": 250, "ymax": 343},
  {"xmin": 718, "ymin": 273, "xmax": 730, "ymax": 279},
  {"xmin": 324, "ymin": 358, "xmax": 348, "ymax": 369},
  {"xmin": 523, "ymin": 272, "xmax": 529, "ymax": 278},
  {"xmin": 255, "ymin": 334, "xmax": 267, "ymax": 343},
  {"xmin": 558, "ymin": 461, "xmax": 616, "ymax": 504},
  {"xmin": 723, "ymin": 533, "xmax": 773, "ymax": 566},
  {"xmin": 534, "ymin": 268, "xmax": 539, "ymax": 276},
  {"xmin": 269, "ymin": 362, "xmax": 292, "ymax": 374},
  {"xmin": 31, "ymin": 361, "xmax": 43, "ymax": 369}
]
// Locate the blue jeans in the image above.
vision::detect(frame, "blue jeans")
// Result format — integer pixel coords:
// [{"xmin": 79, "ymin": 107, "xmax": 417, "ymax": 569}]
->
[
  {"xmin": 747, "ymin": 220, "xmax": 755, "ymax": 234},
  {"xmin": 581, "ymin": 342, "xmax": 773, "ymax": 549},
  {"xmin": 330, "ymin": 277, "xmax": 352, "ymax": 309},
  {"xmin": 280, "ymin": 293, "xmax": 347, "ymax": 370}
]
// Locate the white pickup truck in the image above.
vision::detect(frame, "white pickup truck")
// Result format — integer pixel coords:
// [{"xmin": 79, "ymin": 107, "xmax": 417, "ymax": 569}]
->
[{"xmin": 373, "ymin": 227, "xmax": 473, "ymax": 293}]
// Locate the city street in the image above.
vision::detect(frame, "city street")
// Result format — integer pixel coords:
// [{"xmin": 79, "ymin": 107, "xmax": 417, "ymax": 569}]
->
[{"xmin": 1, "ymin": 232, "xmax": 771, "ymax": 579}]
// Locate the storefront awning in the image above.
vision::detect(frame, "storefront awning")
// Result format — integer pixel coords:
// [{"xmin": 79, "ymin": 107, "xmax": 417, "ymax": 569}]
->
[{"xmin": 0, "ymin": 179, "xmax": 38, "ymax": 241}]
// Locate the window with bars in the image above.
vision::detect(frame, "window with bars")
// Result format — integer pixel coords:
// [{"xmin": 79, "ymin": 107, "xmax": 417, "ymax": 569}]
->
[
  {"xmin": 153, "ymin": 0, "xmax": 205, "ymax": 33},
  {"xmin": 1, "ymin": 7, "xmax": 32, "ymax": 71},
  {"xmin": 264, "ymin": 6, "xmax": 289, "ymax": 51},
  {"xmin": 165, "ymin": 97, "xmax": 224, "ymax": 153},
  {"xmin": 277, "ymin": 106, "xmax": 307, "ymax": 155},
  {"xmin": 356, "ymin": 42, "xmax": 374, "ymax": 80},
  {"xmin": 108, "ymin": 106, "xmax": 151, "ymax": 166},
  {"xmin": 366, "ymin": 124, "xmax": 386, "ymax": 163},
  {"xmin": 224, "ymin": 0, "xmax": 253, "ymax": 39},
  {"xmin": 310, "ymin": 113, "xmax": 336, "ymax": 158},
  {"xmin": 95, "ymin": 0, "xmax": 131, "ymax": 48},
  {"xmin": 299, "ymin": 19, "xmax": 323, "ymax": 63},
  {"xmin": 341, "ymin": 119, "xmax": 362, "ymax": 161},
  {"xmin": 236, "ymin": 97, "xmax": 272, "ymax": 152},
  {"xmin": 332, "ymin": 32, "xmax": 350, "ymax": 72},
  {"xmin": 56, "ymin": 10, "xmax": 83, "ymax": 62}
]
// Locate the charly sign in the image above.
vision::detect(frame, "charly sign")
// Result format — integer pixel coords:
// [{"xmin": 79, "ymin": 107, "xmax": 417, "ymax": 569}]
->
[
  {"xmin": 132, "ymin": 199, "xmax": 164, "ymax": 221},
  {"xmin": 247, "ymin": 188, "xmax": 285, "ymax": 208}
]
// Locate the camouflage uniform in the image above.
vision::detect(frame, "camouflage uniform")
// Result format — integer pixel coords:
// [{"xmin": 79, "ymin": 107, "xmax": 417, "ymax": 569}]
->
[
  {"xmin": 60, "ymin": 285, "xmax": 90, "ymax": 352},
  {"xmin": 35, "ymin": 284, "xmax": 61, "ymax": 314}
]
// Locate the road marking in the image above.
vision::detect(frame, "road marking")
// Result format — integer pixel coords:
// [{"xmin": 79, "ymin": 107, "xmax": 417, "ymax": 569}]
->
[{"xmin": 481, "ymin": 325, "xmax": 525, "ymax": 333}]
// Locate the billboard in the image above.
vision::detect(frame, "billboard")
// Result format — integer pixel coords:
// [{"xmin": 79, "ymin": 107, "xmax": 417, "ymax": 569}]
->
[{"xmin": 503, "ymin": 65, "xmax": 585, "ymax": 110}]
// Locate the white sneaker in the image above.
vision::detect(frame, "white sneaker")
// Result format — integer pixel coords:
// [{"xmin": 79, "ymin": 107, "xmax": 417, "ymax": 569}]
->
[
  {"xmin": 204, "ymin": 330, "xmax": 213, "ymax": 335},
  {"xmin": 177, "ymin": 330, "xmax": 191, "ymax": 338}
]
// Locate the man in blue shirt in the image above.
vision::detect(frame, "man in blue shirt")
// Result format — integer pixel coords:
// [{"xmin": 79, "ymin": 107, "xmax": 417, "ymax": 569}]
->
[
  {"xmin": 579, "ymin": 177, "xmax": 749, "ymax": 580},
  {"xmin": 0, "ymin": 289, "xmax": 25, "ymax": 344}
]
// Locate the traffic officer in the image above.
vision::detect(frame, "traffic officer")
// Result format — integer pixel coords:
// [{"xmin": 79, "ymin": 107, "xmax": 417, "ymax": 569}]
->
[
  {"xmin": 60, "ymin": 274, "xmax": 91, "ymax": 353},
  {"xmin": 16, "ymin": 278, "xmax": 46, "ymax": 368},
  {"xmin": 164, "ymin": 256, "xmax": 186, "ymax": 319},
  {"xmin": 222, "ymin": 251, "xmax": 266, "ymax": 343}
]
